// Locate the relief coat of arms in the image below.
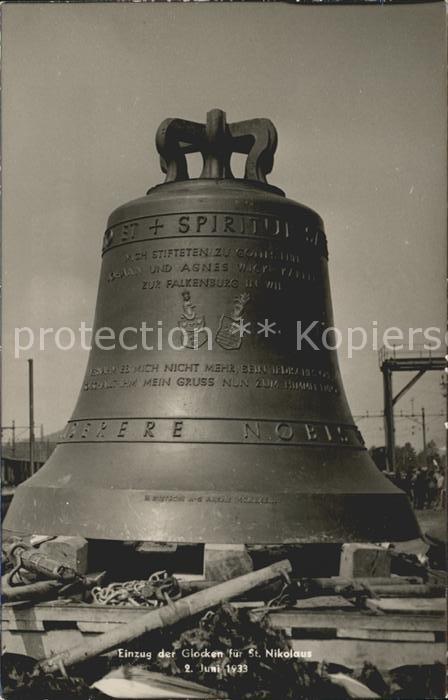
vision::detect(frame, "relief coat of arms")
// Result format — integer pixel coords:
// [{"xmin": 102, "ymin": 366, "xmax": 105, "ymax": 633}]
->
[
  {"xmin": 178, "ymin": 291, "xmax": 208, "ymax": 349},
  {"xmin": 215, "ymin": 293, "xmax": 251, "ymax": 350}
]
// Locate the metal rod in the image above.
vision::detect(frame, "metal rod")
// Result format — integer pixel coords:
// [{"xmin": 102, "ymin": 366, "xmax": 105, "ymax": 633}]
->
[
  {"xmin": 28, "ymin": 359, "xmax": 35, "ymax": 475},
  {"xmin": 392, "ymin": 370, "xmax": 425, "ymax": 406},
  {"xmin": 2, "ymin": 576, "xmax": 61, "ymax": 603}
]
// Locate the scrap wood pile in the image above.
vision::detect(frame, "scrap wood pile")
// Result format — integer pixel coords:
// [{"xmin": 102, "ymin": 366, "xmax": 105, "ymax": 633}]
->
[
  {"xmin": 1, "ymin": 542, "xmax": 446, "ymax": 699},
  {"xmin": 2, "ymin": 603, "xmax": 445, "ymax": 700}
]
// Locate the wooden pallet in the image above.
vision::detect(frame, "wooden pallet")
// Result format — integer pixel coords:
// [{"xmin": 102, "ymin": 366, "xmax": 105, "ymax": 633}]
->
[
  {"xmin": 2, "ymin": 588, "xmax": 445, "ymax": 671},
  {"xmin": 265, "ymin": 595, "xmax": 445, "ymax": 669}
]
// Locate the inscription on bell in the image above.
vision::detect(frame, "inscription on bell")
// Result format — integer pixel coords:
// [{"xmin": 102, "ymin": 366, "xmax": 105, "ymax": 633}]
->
[
  {"xmin": 103, "ymin": 212, "xmax": 328, "ymax": 259},
  {"xmin": 85, "ymin": 361, "xmax": 340, "ymax": 395},
  {"xmin": 60, "ymin": 417, "xmax": 363, "ymax": 448}
]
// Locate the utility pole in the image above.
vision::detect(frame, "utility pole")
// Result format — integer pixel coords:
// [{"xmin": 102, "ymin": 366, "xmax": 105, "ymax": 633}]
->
[
  {"xmin": 421, "ymin": 407, "xmax": 426, "ymax": 464},
  {"xmin": 11, "ymin": 419, "xmax": 16, "ymax": 457},
  {"xmin": 28, "ymin": 359, "xmax": 35, "ymax": 475},
  {"xmin": 382, "ymin": 366, "xmax": 395, "ymax": 472},
  {"xmin": 440, "ymin": 374, "xmax": 448, "ymax": 470},
  {"xmin": 442, "ymin": 372, "xmax": 448, "ymax": 469}
]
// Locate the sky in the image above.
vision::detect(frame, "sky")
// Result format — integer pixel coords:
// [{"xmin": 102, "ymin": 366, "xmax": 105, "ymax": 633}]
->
[{"xmin": 2, "ymin": 2, "xmax": 446, "ymax": 452}]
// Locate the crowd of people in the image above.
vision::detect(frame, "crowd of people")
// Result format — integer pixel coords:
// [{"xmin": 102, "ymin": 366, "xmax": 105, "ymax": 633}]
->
[{"xmin": 394, "ymin": 467, "xmax": 445, "ymax": 510}]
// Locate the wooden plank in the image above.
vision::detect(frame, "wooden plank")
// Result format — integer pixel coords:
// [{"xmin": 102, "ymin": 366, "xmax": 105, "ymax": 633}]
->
[
  {"xmin": 268, "ymin": 611, "xmax": 445, "ymax": 632},
  {"xmin": 232, "ymin": 601, "xmax": 265, "ymax": 608},
  {"xmin": 5, "ymin": 618, "xmax": 45, "ymax": 632},
  {"xmin": 77, "ymin": 622, "xmax": 118, "ymax": 633},
  {"xmin": 336, "ymin": 629, "xmax": 436, "ymax": 642},
  {"xmin": 368, "ymin": 585, "xmax": 444, "ymax": 598},
  {"xmin": 301, "ymin": 577, "xmax": 423, "ymax": 587},
  {"xmin": 197, "ymin": 596, "xmax": 357, "ymax": 611},
  {"xmin": 366, "ymin": 597, "xmax": 446, "ymax": 614},
  {"xmin": 293, "ymin": 596, "xmax": 356, "ymax": 610},
  {"xmin": 2, "ymin": 629, "xmax": 86, "ymax": 660},
  {"xmin": 4, "ymin": 605, "xmax": 445, "ymax": 633},
  {"xmin": 2, "ymin": 604, "xmax": 142, "ymax": 625},
  {"xmin": 290, "ymin": 639, "xmax": 445, "ymax": 670}
]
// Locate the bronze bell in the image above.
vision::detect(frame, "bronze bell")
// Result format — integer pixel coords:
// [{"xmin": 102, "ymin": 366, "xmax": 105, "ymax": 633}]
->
[{"xmin": 5, "ymin": 109, "xmax": 419, "ymax": 543}]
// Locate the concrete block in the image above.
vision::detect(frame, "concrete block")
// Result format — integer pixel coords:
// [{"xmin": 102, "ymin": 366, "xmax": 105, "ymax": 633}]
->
[
  {"xmin": 39, "ymin": 536, "xmax": 88, "ymax": 574},
  {"xmin": 204, "ymin": 544, "xmax": 253, "ymax": 582},
  {"xmin": 339, "ymin": 543, "xmax": 391, "ymax": 578}
]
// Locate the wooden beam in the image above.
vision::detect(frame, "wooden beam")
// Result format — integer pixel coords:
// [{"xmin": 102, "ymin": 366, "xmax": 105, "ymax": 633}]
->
[
  {"xmin": 268, "ymin": 611, "xmax": 445, "ymax": 632},
  {"xmin": 366, "ymin": 597, "xmax": 445, "ymax": 614}
]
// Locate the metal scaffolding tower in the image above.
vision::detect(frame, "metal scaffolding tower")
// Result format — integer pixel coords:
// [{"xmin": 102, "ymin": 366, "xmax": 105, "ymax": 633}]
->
[{"xmin": 379, "ymin": 346, "xmax": 446, "ymax": 471}]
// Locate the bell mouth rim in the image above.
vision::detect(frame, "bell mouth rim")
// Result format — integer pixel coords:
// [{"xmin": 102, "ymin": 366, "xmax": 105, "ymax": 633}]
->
[
  {"xmin": 4, "ymin": 483, "xmax": 421, "ymax": 544},
  {"xmin": 146, "ymin": 177, "xmax": 286, "ymax": 198}
]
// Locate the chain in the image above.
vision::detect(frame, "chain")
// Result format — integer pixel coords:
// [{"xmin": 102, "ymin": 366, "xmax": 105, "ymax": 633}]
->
[
  {"xmin": 91, "ymin": 570, "xmax": 181, "ymax": 607},
  {"xmin": 249, "ymin": 570, "xmax": 295, "ymax": 621}
]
